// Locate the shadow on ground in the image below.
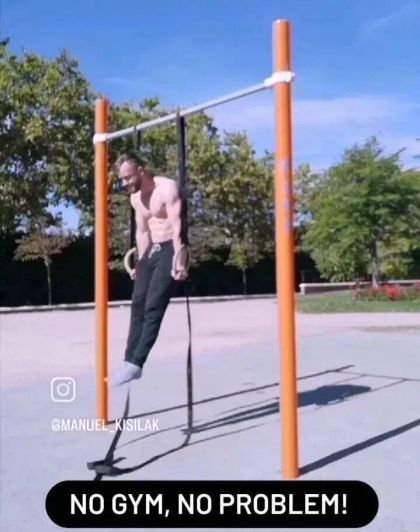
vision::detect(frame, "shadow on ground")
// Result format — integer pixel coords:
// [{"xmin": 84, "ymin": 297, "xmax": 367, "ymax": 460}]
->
[
  {"xmin": 86, "ymin": 364, "xmax": 419, "ymax": 479},
  {"xmin": 184, "ymin": 383, "xmax": 370, "ymax": 434},
  {"xmin": 300, "ymin": 418, "xmax": 420, "ymax": 474}
]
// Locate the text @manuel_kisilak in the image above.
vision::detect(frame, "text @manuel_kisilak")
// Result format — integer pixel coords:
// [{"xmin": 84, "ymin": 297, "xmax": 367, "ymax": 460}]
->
[{"xmin": 45, "ymin": 480, "xmax": 379, "ymax": 528}]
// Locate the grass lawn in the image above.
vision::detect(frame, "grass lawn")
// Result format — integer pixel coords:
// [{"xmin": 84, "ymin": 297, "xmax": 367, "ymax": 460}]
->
[{"xmin": 296, "ymin": 291, "xmax": 420, "ymax": 313}]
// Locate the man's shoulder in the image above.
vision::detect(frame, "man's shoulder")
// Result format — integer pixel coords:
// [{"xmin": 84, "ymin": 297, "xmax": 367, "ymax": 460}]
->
[
  {"xmin": 155, "ymin": 176, "xmax": 179, "ymax": 197},
  {"xmin": 155, "ymin": 175, "xmax": 177, "ymax": 187}
]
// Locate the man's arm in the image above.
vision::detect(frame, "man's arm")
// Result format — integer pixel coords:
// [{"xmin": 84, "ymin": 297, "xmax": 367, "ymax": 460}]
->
[
  {"xmin": 130, "ymin": 194, "xmax": 151, "ymax": 260},
  {"xmin": 165, "ymin": 180, "xmax": 183, "ymax": 254},
  {"xmin": 166, "ymin": 179, "xmax": 189, "ymax": 280}
]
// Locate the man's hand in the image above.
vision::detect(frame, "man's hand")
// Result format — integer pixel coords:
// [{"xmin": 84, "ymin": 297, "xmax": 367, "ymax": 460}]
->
[
  {"xmin": 166, "ymin": 179, "xmax": 188, "ymax": 280},
  {"xmin": 171, "ymin": 245, "xmax": 190, "ymax": 281},
  {"xmin": 172, "ymin": 267, "xmax": 188, "ymax": 281},
  {"xmin": 173, "ymin": 271, "xmax": 187, "ymax": 281}
]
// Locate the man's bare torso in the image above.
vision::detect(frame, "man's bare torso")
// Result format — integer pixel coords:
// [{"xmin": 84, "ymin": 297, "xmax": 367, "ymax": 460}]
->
[{"xmin": 130, "ymin": 176, "xmax": 175, "ymax": 243}]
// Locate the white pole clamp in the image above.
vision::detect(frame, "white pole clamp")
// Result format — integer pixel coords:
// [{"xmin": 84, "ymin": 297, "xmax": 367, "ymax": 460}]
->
[
  {"xmin": 93, "ymin": 133, "xmax": 108, "ymax": 144},
  {"xmin": 264, "ymin": 71, "xmax": 295, "ymax": 87}
]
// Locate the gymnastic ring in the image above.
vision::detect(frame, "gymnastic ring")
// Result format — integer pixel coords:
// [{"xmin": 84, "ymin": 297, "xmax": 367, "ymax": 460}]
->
[
  {"xmin": 123, "ymin": 247, "xmax": 137, "ymax": 279},
  {"xmin": 171, "ymin": 245, "xmax": 191, "ymax": 279}
]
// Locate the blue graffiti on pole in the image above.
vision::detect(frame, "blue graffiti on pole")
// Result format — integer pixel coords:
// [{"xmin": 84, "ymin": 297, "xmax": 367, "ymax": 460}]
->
[{"xmin": 277, "ymin": 158, "xmax": 294, "ymax": 233}]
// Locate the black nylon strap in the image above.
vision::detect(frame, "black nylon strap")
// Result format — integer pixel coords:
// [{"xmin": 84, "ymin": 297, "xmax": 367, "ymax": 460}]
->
[
  {"xmin": 176, "ymin": 112, "xmax": 194, "ymax": 444},
  {"xmin": 182, "ymin": 280, "xmax": 193, "ymax": 446},
  {"xmin": 130, "ymin": 128, "xmax": 142, "ymax": 248},
  {"xmin": 176, "ymin": 112, "xmax": 189, "ymax": 246},
  {"xmin": 86, "ymin": 389, "xmax": 131, "ymax": 479},
  {"xmin": 131, "ymin": 127, "xmax": 142, "ymax": 155}
]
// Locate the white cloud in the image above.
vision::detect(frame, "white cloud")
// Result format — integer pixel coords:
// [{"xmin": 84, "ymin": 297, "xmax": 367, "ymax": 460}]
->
[
  {"xmin": 210, "ymin": 98, "xmax": 273, "ymax": 131},
  {"xmin": 210, "ymin": 94, "xmax": 417, "ymax": 131},
  {"xmin": 208, "ymin": 94, "xmax": 419, "ymax": 170},
  {"xmin": 104, "ymin": 76, "xmax": 130, "ymax": 85},
  {"xmin": 103, "ymin": 76, "xmax": 147, "ymax": 87},
  {"xmin": 360, "ymin": 2, "xmax": 419, "ymax": 40},
  {"xmin": 294, "ymin": 96, "xmax": 403, "ymax": 127},
  {"xmin": 380, "ymin": 135, "xmax": 420, "ymax": 161}
]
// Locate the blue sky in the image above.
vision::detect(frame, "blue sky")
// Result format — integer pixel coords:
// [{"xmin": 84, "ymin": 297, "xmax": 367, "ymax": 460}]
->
[{"xmin": 3, "ymin": 0, "xmax": 419, "ymax": 229}]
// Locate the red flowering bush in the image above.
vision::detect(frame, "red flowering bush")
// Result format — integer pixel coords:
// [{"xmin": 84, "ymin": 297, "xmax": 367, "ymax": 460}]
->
[{"xmin": 353, "ymin": 282, "xmax": 420, "ymax": 301}]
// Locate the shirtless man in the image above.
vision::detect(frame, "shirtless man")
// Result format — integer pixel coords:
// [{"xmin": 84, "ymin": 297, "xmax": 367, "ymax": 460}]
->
[{"xmin": 111, "ymin": 152, "xmax": 189, "ymax": 386}]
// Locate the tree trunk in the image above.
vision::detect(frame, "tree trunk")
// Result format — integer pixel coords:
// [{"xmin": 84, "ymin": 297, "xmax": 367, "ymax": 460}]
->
[
  {"xmin": 45, "ymin": 258, "xmax": 52, "ymax": 305},
  {"xmin": 242, "ymin": 268, "xmax": 247, "ymax": 295},
  {"xmin": 371, "ymin": 239, "xmax": 380, "ymax": 288}
]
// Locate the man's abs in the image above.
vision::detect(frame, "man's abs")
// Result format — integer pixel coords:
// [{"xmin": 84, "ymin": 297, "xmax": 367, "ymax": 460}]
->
[{"xmin": 148, "ymin": 216, "xmax": 173, "ymax": 243}]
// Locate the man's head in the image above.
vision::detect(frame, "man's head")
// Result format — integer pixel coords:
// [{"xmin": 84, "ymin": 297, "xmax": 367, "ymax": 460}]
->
[{"xmin": 114, "ymin": 153, "xmax": 154, "ymax": 194}]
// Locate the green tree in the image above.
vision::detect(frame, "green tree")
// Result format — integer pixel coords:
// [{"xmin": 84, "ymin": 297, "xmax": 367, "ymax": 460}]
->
[
  {"xmin": 381, "ymin": 167, "xmax": 420, "ymax": 278},
  {"xmin": 182, "ymin": 112, "xmax": 227, "ymax": 266},
  {"xmin": 14, "ymin": 217, "xmax": 72, "ymax": 305},
  {"xmin": 205, "ymin": 132, "xmax": 274, "ymax": 293},
  {"xmin": 0, "ymin": 39, "xmax": 95, "ymax": 234},
  {"xmin": 300, "ymin": 137, "xmax": 420, "ymax": 285},
  {"xmin": 293, "ymin": 163, "xmax": 322, "ymax": 234}
]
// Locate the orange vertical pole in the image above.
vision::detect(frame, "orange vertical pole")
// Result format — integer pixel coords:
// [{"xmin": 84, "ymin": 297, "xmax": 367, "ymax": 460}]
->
[
  {"xmin": 273, "ymin": 20, "xmax": 299, "ymax": 479},
  {"xmin": 95, "ymin": 98, "xmax": 109, "ymax": 423}
]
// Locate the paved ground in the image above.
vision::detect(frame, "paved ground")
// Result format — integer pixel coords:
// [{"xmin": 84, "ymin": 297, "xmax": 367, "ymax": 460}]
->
[{"xmin": 1, "ymin": 299, "xmax": 419, "ymax": 531}]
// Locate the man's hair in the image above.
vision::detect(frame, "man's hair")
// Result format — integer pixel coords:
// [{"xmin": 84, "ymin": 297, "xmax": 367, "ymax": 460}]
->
[{"xmin": 114, "ymin": 152, "xmax": 157, "ymax": 176}]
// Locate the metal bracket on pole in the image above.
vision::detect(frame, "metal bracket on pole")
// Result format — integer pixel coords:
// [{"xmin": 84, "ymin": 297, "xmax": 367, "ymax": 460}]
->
[
  {"xmin": 264, "ymin": 70, "xmax": 295, "ymax": 87},
  {"xmin": 93, "ymin": 133, "xmax": 108, "ymax": 144}
]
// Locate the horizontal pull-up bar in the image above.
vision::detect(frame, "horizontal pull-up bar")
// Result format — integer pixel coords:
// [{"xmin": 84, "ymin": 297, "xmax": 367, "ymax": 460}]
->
[{"xmin": 93, "ymin": 70, "xmax": 294, "ymax": 144}]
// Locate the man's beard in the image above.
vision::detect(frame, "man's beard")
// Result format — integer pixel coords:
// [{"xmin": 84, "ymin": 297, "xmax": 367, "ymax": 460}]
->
[{"xmin": 126, "ymin": 180, "xmax": 141, "ymax": 194}]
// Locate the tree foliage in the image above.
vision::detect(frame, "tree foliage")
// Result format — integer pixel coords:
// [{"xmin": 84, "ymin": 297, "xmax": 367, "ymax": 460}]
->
[
  {"xmin": 197, "ymin": 132, "xmax": 274, "ymax": 292},
  {"xmin": 299, "ymin": 137, "xmax": 420, "ymax": 284},
  {"xmin": 0, "ymin": 39, "xmax": 95, "ymax": 233},
  {"xmin": 14, "ymin": 216, "xmax": 72, "ymax": 304}
]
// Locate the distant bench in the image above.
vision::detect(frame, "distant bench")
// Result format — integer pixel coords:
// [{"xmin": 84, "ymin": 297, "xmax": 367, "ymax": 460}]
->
[{"xmin": 299, "ymin": 279, "xmax": 420, "ymax": 295}]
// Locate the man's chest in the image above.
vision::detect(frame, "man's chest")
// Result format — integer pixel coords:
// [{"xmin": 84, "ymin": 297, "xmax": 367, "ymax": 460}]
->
[{"xmin": 140, "ymin": 189, "xmax": 167, "ymax": 218}]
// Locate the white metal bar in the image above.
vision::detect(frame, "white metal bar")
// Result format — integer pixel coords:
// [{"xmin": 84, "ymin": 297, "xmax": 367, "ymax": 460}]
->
[{"xmin": 94, "ymin": 71, "xmax": 294, "ymax": 144}]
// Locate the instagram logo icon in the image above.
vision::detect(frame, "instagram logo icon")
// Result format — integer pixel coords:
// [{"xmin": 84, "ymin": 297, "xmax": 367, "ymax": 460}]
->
[{"xmin": 50, "ymin": 377, "xmax": 76, "ymax": 402}]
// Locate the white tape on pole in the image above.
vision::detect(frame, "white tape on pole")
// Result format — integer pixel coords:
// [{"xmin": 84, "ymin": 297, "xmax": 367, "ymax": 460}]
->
[
  {"xmin": 93, "ymin": 133, "xmax": 108, "ymax": 144},
  {"xmin": 264, "ymin": 70, "xmax": 295, "ymax": 87}
]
